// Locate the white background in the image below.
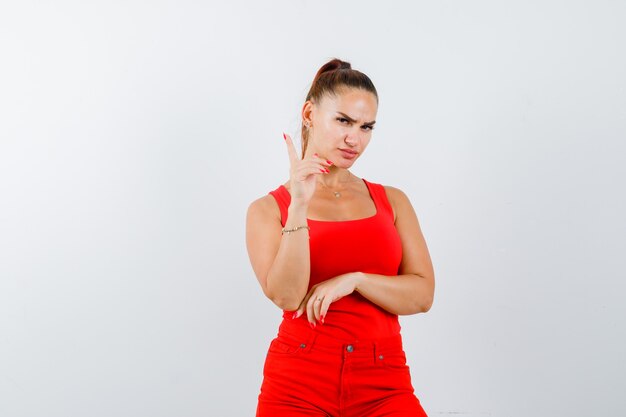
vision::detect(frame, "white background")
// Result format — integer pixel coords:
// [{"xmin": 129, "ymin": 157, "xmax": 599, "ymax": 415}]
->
[{"xmin": 1, "ymin": 1, "xmax": 625, "ymax": 416}]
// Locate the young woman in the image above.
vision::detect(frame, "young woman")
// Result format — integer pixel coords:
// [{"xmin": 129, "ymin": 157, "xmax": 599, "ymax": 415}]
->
[{"xmin": 246, "ymin": 58, "xmax": 435, "ymax": 417}]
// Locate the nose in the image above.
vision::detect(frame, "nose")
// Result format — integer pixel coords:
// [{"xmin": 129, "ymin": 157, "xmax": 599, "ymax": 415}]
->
[{"xmin": 344, "ymin": 134, "xmax": 357, "ymax": 147}]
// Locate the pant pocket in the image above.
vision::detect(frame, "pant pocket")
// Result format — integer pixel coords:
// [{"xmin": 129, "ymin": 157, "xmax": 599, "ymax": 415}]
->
[
  {"xmin": 267, "ymin": 331, "xmax": 316, "ymax": 356},
  {"xmin": 377, "ymin": 348, "xmax": 409, "ymax": 371},
  {"xmin": 268, "ymin": 337, "xmax": 306, "ymax": 355}
]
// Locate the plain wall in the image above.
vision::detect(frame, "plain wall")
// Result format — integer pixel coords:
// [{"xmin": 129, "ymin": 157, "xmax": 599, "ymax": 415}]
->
[{"xmin": 1, "ymin": 1, "xmax": 625, "ymax": 416}]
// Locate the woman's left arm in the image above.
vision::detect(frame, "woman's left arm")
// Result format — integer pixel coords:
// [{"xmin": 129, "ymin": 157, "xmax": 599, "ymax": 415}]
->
[
  {"xmin": 353, "ymin": 185, "xmax": 435, "ymax": 315},
  {"xmin": 295, "ymin": 186, "xmax": 435, "ymax": 324}
]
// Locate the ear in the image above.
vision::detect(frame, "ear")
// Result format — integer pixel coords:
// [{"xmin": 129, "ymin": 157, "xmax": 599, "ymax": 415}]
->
[{"xmin": 301, "ymin": 100, "xmax": 315, "ymax": 126}]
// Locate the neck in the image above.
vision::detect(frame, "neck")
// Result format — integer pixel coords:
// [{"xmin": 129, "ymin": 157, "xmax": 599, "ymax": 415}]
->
[{"xmin": 317, "ymin": 167, "xmax": 354, "ymax": 188}]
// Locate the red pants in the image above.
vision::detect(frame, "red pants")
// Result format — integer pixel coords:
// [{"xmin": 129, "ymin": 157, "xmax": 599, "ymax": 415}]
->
[{"xmin": 256, "ymin": 325, "xmax": 428, "ymax": 417}]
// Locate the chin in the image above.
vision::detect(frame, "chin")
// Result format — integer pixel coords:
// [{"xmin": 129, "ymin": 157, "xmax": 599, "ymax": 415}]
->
[{"xmin": 335, "ymin": 160, "xmax": 356, "ymax": 169}]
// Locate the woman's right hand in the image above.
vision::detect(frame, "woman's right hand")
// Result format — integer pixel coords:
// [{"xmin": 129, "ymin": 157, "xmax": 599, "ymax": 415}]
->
[{"xmin": 283, "ymin": 132, "xmax": 333, "ymax": 204}]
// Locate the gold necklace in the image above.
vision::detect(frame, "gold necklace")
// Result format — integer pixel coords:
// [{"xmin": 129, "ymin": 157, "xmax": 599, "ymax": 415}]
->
[{"xmin": 317, "ymin": 172, "xmax": 358, "ymax": 198}]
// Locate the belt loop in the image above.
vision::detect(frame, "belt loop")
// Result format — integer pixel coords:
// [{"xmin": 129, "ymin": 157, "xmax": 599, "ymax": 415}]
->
[{"xmin": 373, "ymin": 340, "xmax": 379, "ymax": 363}]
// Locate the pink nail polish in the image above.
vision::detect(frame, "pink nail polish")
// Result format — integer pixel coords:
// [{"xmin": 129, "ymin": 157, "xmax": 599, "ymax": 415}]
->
[
  {"xmin": 326, "ymin": 160, "xmax": 333, "ymax": 165},
  {"xmin": 309, "ymin": 322, "xmax": 315, "ymax": 329},
  {"xmin": 292, "ymin": 312, "xmax": 298, "ymax": 319},
  {"xmin": 283, "ymin": 133, "xmax": 286, "ymax": 141},
  {"xmin": 319, "ymin": 168, "xmax": 326, "ymax": 173},
  {"xmin": 320, "ymin": 315, "xmax": 325, "ymax": 324}
]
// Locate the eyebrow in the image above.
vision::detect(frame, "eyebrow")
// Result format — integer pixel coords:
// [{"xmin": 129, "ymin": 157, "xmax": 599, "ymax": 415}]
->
[{"xmin": 336, "ymin": 112, "xmax": 376, "ymax": 126}]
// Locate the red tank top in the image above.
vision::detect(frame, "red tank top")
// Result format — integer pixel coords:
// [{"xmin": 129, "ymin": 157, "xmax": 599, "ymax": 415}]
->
[{"xmin": 268, "ymin": 178, "xmax": 403, "ymax": 341}]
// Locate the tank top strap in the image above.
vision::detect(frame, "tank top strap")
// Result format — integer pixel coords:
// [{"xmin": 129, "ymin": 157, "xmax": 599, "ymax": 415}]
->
[
  {"xmin": 268, "ymin": 185, "xmax": 290, "ymax": 227},
  {"xmin": 362, "ymin": 179, "xmax": 395, "ymax": 221}
]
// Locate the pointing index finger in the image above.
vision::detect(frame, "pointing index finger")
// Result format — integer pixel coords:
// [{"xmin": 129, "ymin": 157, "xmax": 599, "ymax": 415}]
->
[{"xmin": 283, "ymin": 132, "xmax": 300, "ymax": 164}]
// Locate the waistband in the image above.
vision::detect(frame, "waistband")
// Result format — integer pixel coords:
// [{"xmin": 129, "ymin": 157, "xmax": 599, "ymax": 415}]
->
[{"xmin": 276, "ymin": 324, "xmax": 404, "ymax": 357}]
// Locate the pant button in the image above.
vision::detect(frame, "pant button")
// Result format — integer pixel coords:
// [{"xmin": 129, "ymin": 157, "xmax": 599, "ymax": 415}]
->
[
  {"xmin": 300, "ymin": 343, "xmax": 306, "ymax": 348},
  {"xmin": 346, "ymin": 345, "xmax": 354, "ymax": 352},
  {"xmin": 379, "ymin": 355, "xmax": 384, "ymax": 360}
]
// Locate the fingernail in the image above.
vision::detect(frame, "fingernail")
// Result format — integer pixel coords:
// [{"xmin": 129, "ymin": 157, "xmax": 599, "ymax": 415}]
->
[
  {"xmin": 324, "ymin": 168, "xmax": 330, "ymax": 173},
  {"xmin": 309, "ymin": 322, "xmax": 315, "ymax": 329},
  {"xmin": 313, "ymin": 153, "xmax": 318, "ymax": 157},
  {"xmin": 283, "ymin": 133, "xmax": 286, "ymax": 141},
  {"xmin": 319, "ymin": 168, "xmax": 326, "ymax": 173},
  {"xmin": 292, "ymin": 312, "xmax": 298, "ymax": 319},
  {"xmin": 320, "ymin": 314, "xmax": 325, "ymax": 324},
  {"xmin": 326, "ymin": 160, "xmax": 333, "ymax": 165}
]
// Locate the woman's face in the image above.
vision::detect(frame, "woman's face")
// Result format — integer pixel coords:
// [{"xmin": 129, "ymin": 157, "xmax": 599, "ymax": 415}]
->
[{"xmin": 305, "ymin": 88, "xmax": 378, "ymax": 167}]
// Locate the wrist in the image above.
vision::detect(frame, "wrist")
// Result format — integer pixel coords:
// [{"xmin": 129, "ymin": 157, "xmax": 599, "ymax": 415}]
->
[
  {"xmin": 352, "ymin": 272, "xmax": 366, "ymax": 293},
  {"xmin": 288, "ymin": 201, "xmax": 308, "ymax": 214}
]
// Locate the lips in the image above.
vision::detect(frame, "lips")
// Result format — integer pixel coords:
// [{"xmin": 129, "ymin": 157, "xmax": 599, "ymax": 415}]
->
[{"xmin": 339, "ymin": 148, "xmax": 358, "ymax": 159}]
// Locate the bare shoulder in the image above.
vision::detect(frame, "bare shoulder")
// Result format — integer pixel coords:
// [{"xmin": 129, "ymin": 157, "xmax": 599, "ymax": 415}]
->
[
  {"xmin": 382, "ymin": 184, "xmax": 410, "ymax": 201},
  {"xmin": 247, "ymin": 193, "xmax": 281, "ymax": 223},
  {"xmin": 382, "ymin": 185, "xmax": 414, "ymax": 223}
]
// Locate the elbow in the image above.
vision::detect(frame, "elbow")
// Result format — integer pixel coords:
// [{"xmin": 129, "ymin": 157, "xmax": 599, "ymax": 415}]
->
[
  {"xmin": 420, "ymin": 283, "xmax": 435, "ymax": 313},
  {"xmin": 265, "ymin": 284, "xmax": 304, "ymax": 312},
  {"xmin": 405, "ymin": 297, "xmax": 432, "ymax": 315},
  {"xmin": 420, "ymin": 296, "xmax": 434, "ymax": 313},
  {"xmin": 412, "ymin": 275, "xmax": 435, "ymax": 314},
  {"xmin": 272, "ymin": 296, "xmax": 302, "ymax": 312},
  {"xmin": 398, "ymin": 293, "xmax": 432, "ymax": 315}
]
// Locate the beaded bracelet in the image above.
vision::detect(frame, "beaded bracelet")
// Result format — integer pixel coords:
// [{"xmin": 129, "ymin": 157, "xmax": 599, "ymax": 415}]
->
[{"xmin": 281, "ymin": 225, "xmax": 310, "ymax": 235}]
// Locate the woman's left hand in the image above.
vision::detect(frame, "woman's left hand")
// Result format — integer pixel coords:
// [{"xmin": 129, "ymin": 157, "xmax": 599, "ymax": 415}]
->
[{"xmin": 293, "ymin": 272, "xmax": 362, "ymax": 327}]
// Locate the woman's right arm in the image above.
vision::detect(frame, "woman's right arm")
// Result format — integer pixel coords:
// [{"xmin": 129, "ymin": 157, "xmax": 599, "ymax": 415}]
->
[
  {"xmin": 246, "ymin": 196, "xmax": 311, "ymax": 311},
  {"xmin": 245, "ymin": 132, "xmax": 332, "ymax": 311}
]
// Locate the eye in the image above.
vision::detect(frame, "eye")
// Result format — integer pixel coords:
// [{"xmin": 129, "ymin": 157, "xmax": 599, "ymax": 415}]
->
[
  {"xmin": 337, "ymin": 117, "xmax": 350, "ymax": 124},
  {"xmin": 362, "ymin": 125, "xmax": 374, "ymax": 131}
]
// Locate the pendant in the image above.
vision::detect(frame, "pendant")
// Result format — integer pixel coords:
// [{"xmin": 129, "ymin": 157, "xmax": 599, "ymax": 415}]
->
[{"xmin": 334, "ymin": 191, "xmax": 341, "ymax": 198}]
